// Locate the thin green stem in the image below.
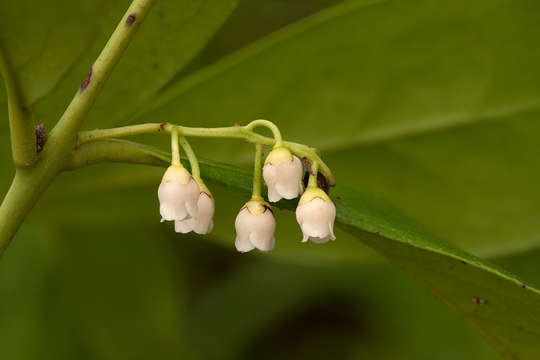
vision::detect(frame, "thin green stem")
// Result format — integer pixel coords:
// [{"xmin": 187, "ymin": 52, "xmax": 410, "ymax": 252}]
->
[
  {"xmin": 245, "ymin": 119, "xmax": 283, "ymax": 147},
  {"xmin": 178, "ymin": 136, "xmax": 200, "ymax": 180},
  {"xmin": 251, "ymin": 143, "xmax": 263, "ymax": 200},
  {"xmin": 0, "ymin": 47, "xmax": 36, "ymax": 166},
  {"xmin": 77, "ymin": 122, "xmax": 335, "ymax": 185},
  {"xmin": 77, "ymin": 123, "xmax": 163, "ymax": 143},
  {"xmin": 170, "ymin": 128, "xmax": 181, "ymax": 166},
  {"xmin": 308, "ymin": 161, "xmax": 319, "ymax": 188}
]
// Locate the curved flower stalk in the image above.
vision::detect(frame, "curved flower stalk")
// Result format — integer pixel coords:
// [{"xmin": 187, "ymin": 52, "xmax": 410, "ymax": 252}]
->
[
  {"xmin": 158, "ymin": 129, "xmax": 200, "ymax": 222},
  {"xmin": 233, "ymin": 144, "xmax": 277, "ymax": 252}
]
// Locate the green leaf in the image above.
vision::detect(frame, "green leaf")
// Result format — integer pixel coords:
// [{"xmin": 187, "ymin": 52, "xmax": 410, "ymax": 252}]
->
[
  {"xmin": 133, "ymin": 0, "xmax": 540, "ymax": 257},
  {"xmin": 79, "ymin": 151, "xmax": 538, "ymax": 359},
  {"xmin": 0, "ymin": 0, "xmax": 239, "ymax": 128}
]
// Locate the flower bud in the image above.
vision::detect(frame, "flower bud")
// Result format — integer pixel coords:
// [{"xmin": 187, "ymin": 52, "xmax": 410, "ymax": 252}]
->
[
  {"xmin": 263, "ymin": 147, "xmax": 303, "ymax": 202},
  {"xmin": 296, "ymin": 187, "xmax": 336, "ymax": 243},
  {"xmin": 234, "ymin": 200, "xmax": 276, "ymax": 252},
  {"xmin": 158, "ymin": 165, "xmax": 200, "ymax": 222},
  {"xmin": 175, "ymin": 183, "xmax": 215, "ymax": 234}
]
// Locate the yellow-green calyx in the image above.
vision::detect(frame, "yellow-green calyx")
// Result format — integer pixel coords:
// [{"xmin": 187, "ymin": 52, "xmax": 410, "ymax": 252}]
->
[
  {"xmin": 264, "ymin": 146, "xmax": 293, "ymax": 166},
  {"xmin": 298, "ymin": 187, "xmax": 331, "ymax": 205},
  {"xmin": 244, "ymin": 199, "xmax": 271, "ymax": 215},
  {"xmin": 162, "ymin": 165, "xmax": 191, "ymax": 185}
]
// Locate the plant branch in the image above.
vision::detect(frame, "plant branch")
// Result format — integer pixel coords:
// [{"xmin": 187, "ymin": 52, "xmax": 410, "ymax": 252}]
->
[
  {"xmin": 0, "ymin": 0, "xmax": 155, "ymax": 258},
  {"xmin": 0, "ymin": 47, "xmax": 36, "ymax": 166},
  {"xmin": 50, "ymin": 0, "xmax": 154, "ymax": 149},
  {"xmin": 77, "ymin": 122, "xmax": 336, "ymax": 185},
  {"xmin": 66, "ymin": 138, "xmax": 254, "ymax": 192}
]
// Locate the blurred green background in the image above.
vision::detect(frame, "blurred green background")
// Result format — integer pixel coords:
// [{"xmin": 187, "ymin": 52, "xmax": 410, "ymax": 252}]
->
[{"xmin": 1, "ymin": 0, "xmax": 540, "ymax": 358}]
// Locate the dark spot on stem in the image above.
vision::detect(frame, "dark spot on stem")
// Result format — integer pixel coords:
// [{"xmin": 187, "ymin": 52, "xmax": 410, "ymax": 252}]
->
[
  {"xmin": 159, "ymin": 122, "xmax": 166, "ymax": 131},
  {"xmin": 126, "ymin": 13, "xmax": 136, "ymax": 26},
  {"xmin": 521, "ymin": 284, "xmax": 527, "ymax": 289},
  {"xmin": 472, "ymin": 297, "xmax": 487, "ymax": 305},
  {"xmin": 35, "ymin": 123, "xmax": 46, "ymax": 153},
  {"xmin": 80, "ymin": 67, "xmax": 92, "ymax": 91},
  {"xmin": 460, "ymin": 260, "xmax": 467, "ymax": 265}
]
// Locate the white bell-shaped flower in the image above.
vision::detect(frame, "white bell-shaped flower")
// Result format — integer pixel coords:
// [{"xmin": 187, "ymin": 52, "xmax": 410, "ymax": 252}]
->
[
  {"xmin": 296, "ymin": 187, "xmax": 336, "ymax": 243},
  {"xmin": 235, "ymin": 200, "xmax": 276, "ymax": 252},
  {"xmin": 263, "ymin": 147, "xmax": 303, "ymax": 202},
  {"xmin": 158, "ymin": 165, "xmax": 200, "ymax": 222},
  {"xmin": 175, "ymin": 183, "xmax": 215, "ymax": 234}
]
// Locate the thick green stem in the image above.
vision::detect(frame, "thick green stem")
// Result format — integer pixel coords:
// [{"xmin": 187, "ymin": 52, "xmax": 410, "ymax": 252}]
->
[
  {"xmin": 0, "ymin": 48, "xmax": 36, "ymax": 166},
  {"xmin": 0, "ymin": 166, "xmax": 59, "ymax": 256},
  {"xmin": 179, "ymin": 137, "xmax": 201, "ymax": 180},
  {"xmin": 0, "ymin": 0, "xmax": 154, "ymax": 257},
  {"xmin": 251, "ymin": 144, "xmax": 263, "ymax": 200},
  {"xmin": 50, "ymin": 0, "xmax": 154, "ymax": 151}
]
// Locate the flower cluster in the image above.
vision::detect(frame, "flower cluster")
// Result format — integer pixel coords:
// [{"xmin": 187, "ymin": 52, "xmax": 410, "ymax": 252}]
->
[
  {"xmin": 234, "ymin": 146, "xmax": 336, "ymax": 253},
  {"xmin": 157, "ymin": 122, "xmax": 336, "ymax": 253}
]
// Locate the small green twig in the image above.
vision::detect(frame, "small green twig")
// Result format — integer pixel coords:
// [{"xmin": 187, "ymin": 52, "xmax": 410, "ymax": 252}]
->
[
  {"xmin": 178, "ymin": 136, "xmax": 201, "ymax": 180},
  {"xmin": 0, "ymin": 48, "xmax": 36, "ymax": 166},
  {"xmin": 245, "ymin": 119, "xmax": 283, "ymax": 147},
  {"xmin": 77, "ymin": 122, "xmax": 335, "ymax": 185},
  {"xmin": 251, "ymin": 143, "xmax": 263, "ymax": 200},
  {"xmin": 307, "ymin": 161, "xmax": 319, "ymax": 188},
  {"xmin": 170, "ymin": 127, "xmax": 181, "ymax": 166}
]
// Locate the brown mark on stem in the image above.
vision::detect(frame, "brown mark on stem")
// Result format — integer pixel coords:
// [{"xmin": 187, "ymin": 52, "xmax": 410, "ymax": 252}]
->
[
  {"xmin": 80, "ymin": 67, "xmax": 92, "ymax": 91},
  {"xmin": 126, "ymin": 13, "xmax": 136, "ymax": 26},
  {"xmin": 35, "ymin": 123, "xmax": 46, "ymax": 153}
]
